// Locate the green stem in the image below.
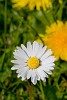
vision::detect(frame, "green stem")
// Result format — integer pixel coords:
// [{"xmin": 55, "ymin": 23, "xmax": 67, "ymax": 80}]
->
[
  {"xmin": 27, "ymin": 82, "xmax": 34, "ymax": 100},
  {"xmin": 22, "ymin": 18, "xmax": 45, "ymax": 44},
  {"xmin": 4, "ymin": 0, "xmax": 7, "ymax": 34},
  {"xmin": 40, "ymin": 81, "xmax": 46, "ymax": 100},
  {"xmin": 42, "ymin": 10, "xmax": 51, "ymax": 25},
  {"xmin": 9, "ymin": 80, "xmax": 21, "ymax": 89}
]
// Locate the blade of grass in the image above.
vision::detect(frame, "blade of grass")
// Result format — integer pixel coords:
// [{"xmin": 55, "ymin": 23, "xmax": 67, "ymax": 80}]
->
[
  {"xmin": 4, "ymin": 0, "xmax": 7, "ymax": 34},
  {"xmin": 40, "ymin": 81, "xmax": 46, "ymax": 100}
]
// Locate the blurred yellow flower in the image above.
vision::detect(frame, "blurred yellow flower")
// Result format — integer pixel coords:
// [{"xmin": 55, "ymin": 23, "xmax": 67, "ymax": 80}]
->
[
  {"xmin": 58, "ymin": 0, "xmax": 62, "ymax": 4},
  {"xmin": 12, "ymin": 0, "xmax": 52, "ymax": 10},
  {"xmin": 38, "ymin": 21, "xmax": 67, "ymax": 61}
]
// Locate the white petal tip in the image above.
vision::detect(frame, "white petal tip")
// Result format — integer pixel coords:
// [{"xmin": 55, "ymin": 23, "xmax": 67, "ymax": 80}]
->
[
  {"xmin": 32, "ymin": 83, "xmax": 36, "ymax": 85},
  {"xmin": 17, "ymin": 74, "xmax": 21, "ymax": 78},
  {"xmin": 11, "ymin": 60, "xmax": 14, "ymax": 63},
  {"xmin": 32, "ymin": 81, "xmax": 37, "ymax": 85},
  {"xmin": 11, "ymin": 67, "xmax": 15, "ymax": 70}
]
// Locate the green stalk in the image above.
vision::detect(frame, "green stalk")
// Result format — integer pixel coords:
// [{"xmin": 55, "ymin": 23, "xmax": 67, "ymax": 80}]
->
[
  {"xmin": 4, "ymin": 0, "xmax": 7, "ymax": 34},
  {"xmin": 22, "ymin": 18, "xmax": 45, "ymax": 44},
  {"xmin": 42, "ymin": 10, "xmax": 51, "ymax": 26},
  {"xmin": 40, "ymin": 81, "xmax": 46, "ymax": 100}
]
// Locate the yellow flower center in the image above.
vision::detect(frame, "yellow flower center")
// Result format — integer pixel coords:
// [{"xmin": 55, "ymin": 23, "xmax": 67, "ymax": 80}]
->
[{"xmin": 27, "ymin": 57, "xmax": 39, "ymax": 69}]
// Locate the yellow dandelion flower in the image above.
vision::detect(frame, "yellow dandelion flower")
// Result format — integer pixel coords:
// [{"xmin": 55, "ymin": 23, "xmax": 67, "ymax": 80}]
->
[
  {"xmin": 12, "ymin": 0, "xmax": 29, "ymax": 8},
  {"xmin": 12, "ymin": 0, "xmax": 52, "ymax": 10},
  {"xmin": 44, "ymin": 20, "xmax": 67, "ymax": 61}
]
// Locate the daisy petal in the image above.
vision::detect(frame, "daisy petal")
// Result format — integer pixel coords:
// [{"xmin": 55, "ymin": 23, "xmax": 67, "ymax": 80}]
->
[
  {"xmin": 27, "ymin": 42, "xmax": 33, "ymax": 56},
  {"xmin": 40, "ymin": 49, "xmax": 52, "ymax": 60},
  {"xmin": 11, "ymin": 65, "xmax": 22, "ymax": 70},
  {"xmin": 36, "ymin": 70, "xmax": 40, "ymax": 81},
  {"xmin": 14, "ymin": 47, "xmax": 29, "ymax": 60},
  {"xmin": 42, "ymin": 62, "xmax": 55, "ymax": 67},
  {"xmin": 27, "ymin": 69, "xmax": 32, "ymax": 79},
  {"xmin": 21, "ymin": 75, "xmax": 27, "ymax": 81},
  {"xmin": 31, "ymin": 70, "xmax": 37, "ymax": 85},
  {"xmin": 41, "ymin": 65, "xmax": 54, "ymax": 73},
  {"xmin": 11, "ymin": 60, "xmax": 27, "ymax": 66},
  {"xmin": 46, "ymin": 71, "xmax": 52, "ymax": 75},
  {"xmin": 41, "ymin": 56, "xmax": 56, "ymax": 65},
  {"xmin": 37, "ymin": 68, "xmax": 46, "ymax": 81},
  {"xmin": 21, "ymin": 44, "xmax": 30, "ymax": 57},
  {"xmin": 37, "ymin": 46, "xmax": 47, "ymax": 58},
  {"xmin": 14, "ymin": 55, "xmax": 27, "ymax": 62},
  {"xmin": 16, "ymin": 67, "xmax": 29, "ymax": 74},
  {"xmin": 17, "ymin": 74, "xmax": 21, "ymax": 78},
  {"xmin": 32, "ymin": 41, "xmax": 39, "ymax": 56}
]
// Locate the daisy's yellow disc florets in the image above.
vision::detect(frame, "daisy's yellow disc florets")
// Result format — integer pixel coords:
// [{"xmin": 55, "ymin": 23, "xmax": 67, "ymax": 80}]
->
[{"xmin": 27, "ymin": 57, "xmax": 39, "ymax": 69}]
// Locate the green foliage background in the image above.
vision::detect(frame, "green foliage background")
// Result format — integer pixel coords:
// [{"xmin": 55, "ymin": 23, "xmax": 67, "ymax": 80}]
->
[{"xmin": 0, "ymin": 0, "xmax": 67, "ymax": 100}]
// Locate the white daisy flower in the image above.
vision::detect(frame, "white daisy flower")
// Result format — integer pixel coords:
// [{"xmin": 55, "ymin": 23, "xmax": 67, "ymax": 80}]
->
[{"xmin": 11, "ymin": 41, "xmax": 56, "ymax": 85}]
